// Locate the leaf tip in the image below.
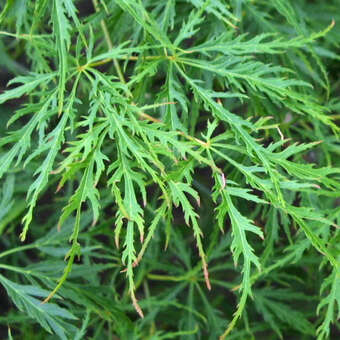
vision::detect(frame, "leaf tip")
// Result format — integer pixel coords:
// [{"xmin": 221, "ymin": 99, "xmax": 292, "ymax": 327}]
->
[
  {"xmin": 132, "ymin": 294, "xmax": 144, "ymax": 318},
  {"xmin": 203, "ymin": 262, "xmax": 211, "ymax": 291}
]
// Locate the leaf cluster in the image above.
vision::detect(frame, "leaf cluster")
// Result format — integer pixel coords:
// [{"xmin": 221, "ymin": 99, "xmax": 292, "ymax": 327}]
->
[{"xmin": 0, "ymin": 0, "xmax": 339, "ymax": 339}]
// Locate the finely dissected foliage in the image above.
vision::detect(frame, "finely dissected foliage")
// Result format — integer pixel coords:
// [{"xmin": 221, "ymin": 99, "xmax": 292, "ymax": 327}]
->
[{"xmin": 0, "ymin": 0, "xmax": 339, "ymax": 339}]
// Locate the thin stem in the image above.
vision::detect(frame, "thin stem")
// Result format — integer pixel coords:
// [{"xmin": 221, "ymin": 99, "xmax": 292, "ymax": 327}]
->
[
  {"xmin": 92, "ymin": 0, "xmax": 131, "ymax": 95},
  {"xmin": 0, "ymin": 31, "xmax": 50, "ymax": 39},
  {"xmin": 147, "ymin": 274, "xmax": 188, "ymax": 282},
  {"xmin": 0, "ymin": 244, "xmax": 39, "ymax": 259},
  {"xmin": 87, "ymin": 54, "xmax": 175, "ymax": 69},
  {"xmin": 0, "ymin": 264, "xmax": 33, "ymax": 275}
]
